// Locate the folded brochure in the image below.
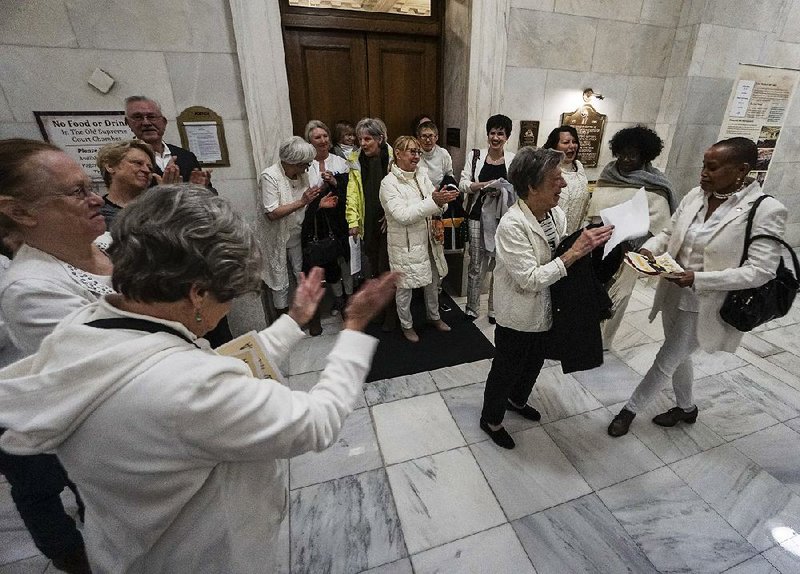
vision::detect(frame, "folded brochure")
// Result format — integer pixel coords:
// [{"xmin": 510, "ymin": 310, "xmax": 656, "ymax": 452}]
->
[
  {"xmin": 215, "ymin": 331, "xmax": 286, "ymax": 383},
  {"xmin": 624, "ymin": 251, "xmax": 684, "ymax": 276}
]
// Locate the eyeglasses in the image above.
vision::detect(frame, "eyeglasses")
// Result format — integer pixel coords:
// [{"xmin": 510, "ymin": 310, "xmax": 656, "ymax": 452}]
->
[
  {"xmin": 126, "ymin": 114, "xmax": 164, "ymax": 123},
  {"xmin": 405, "ymin": 149, "xmax": 423, "ymax": 156},
  {"xmin": 418, "ymin": 133, "xmax": 437, "ymax": 140},
  {"xmin": 48, "ymin": 184, "xmax": 98, "ymax": 202}
]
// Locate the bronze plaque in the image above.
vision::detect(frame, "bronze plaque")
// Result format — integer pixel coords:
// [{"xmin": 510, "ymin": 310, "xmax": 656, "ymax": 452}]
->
[
  {"xmin": 560, "ymin": 104, "xmax": 607, "ymax": 168},
  {"xmin": 518, "ymin": 120, "xmax": 539, "ymax": 148}
]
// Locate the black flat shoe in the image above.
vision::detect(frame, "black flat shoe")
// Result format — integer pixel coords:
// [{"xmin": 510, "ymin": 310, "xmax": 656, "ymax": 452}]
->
[
  {"xmin": 488, "ymin": 316, "xmax": 496, "ymax": 325},
  {"xmin": 653, "ymin": 406, "xmax": 698, "ymax": 427},
  {"xmin": 506, "ymin": 402, "xmax": 541, "ymax": 421},
  {"xmin": 479, "ymin": 418, "xmax": 515, "ymax": 449},
  {"xmin": 608, "ymin": 408, "xmax": 636, "ymax": 437}
]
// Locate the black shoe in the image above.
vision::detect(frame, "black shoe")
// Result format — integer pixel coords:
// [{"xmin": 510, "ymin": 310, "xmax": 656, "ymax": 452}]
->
[
  {"xmin": 506, "ymin": 401, "xmax": 541, "ymax": 421},
  {"xmin": 480, "ymin": 418, "xmax": 515, "ymax": 449},
  {"xmin": 608, "ymin": 408, "xmax": 636, "ymax": 437},
  {"xmin": 488, "ymin": 316, "xmax": 496, "ymax": 325},
  {"xmin": 51, "ymin": 545, "xmax": 92, "ymax": 574},
  {"xmin": 653, "ymin": 406, "xmax": 698, "ymax": 427}
]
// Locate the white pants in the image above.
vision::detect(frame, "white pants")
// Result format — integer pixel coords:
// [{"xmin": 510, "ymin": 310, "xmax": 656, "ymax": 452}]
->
[
  {"xmin": 625, "ymin": 303, "xmax": 699, "ymax": 414},
  {"xmin": 271, "ymin": 238, "xmax": 303, "ymax": 309},
  {"xmin": 467, "ymin": 219, "xmax": 495, "ymax": 317},
  {"xmin": 395, "ymin": 249, "xmax": 441, "ymax": 330}
]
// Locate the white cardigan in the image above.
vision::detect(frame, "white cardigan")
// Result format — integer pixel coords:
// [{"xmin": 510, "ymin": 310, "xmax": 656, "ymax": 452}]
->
[
  {"xmin": 0, "ymin": 298, "xmax": 378, "ymax": 573},
  {"xmin": 644, "ymin": 182, "xmax": 787, "ymax": 352},
  {"xmin": 380, "ymin": 164, "xmax": 447, "ymax": 289},
  {"xmin": 493, "ymin": 200, "xmax": 568, "ymax": 332}
]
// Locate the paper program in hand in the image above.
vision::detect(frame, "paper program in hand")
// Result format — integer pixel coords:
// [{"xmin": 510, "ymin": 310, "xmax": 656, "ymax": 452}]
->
[{"xmin": 599, "ymin": 187, "xmax": 650, "ymax": 258}]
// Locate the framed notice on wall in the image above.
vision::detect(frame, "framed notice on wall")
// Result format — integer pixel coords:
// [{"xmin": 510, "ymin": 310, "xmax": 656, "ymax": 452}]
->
[
  {"xmin": 34, "ymin": 111, "xmax": 134, "ymax": 182},
  {"xmin": 177, "ymin": 106, "xmax": 230, "ymax": 167}
]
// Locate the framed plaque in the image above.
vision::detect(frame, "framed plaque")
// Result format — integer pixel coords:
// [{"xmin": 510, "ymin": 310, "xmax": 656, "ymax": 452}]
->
[
  {"xmin": 560, "ymin": 104, "xmax": 607, "ymax": 167},
  {"xmin": 518, "ymin": 120, "xmax": 539, "ymax": 148},
  {"xmin": 177, "ymin": 106, "xmax": 230, "ymax": 167},
  {"xmin": 34, "ymin": 111, "xmax": 134, "ymax": 182}
]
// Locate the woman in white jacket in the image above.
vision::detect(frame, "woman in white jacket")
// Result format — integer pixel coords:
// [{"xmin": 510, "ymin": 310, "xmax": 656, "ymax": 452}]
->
[
  {"xmin": 608, "ymin": 137, "xmax": 788, "ymax": 437},
  {"xmin": 480, "ymin": 147, "xmax": 613, "ymax": 449},
  {"xmin": 380, "ymin": 136, "xmax": 459, "ymax": 342},
  {"xmin": 0, "ymin": 185, "xmax": 398, "ymax": 574}
]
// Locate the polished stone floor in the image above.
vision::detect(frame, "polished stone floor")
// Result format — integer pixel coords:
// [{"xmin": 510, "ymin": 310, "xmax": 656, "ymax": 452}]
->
[{"xmin": 3, "ymin": 280, "xmax": 800, "ymax": 573}]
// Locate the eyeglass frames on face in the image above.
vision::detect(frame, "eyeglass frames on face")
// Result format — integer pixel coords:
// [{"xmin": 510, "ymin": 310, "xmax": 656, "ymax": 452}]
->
[
  {"xmin": 418, "ymin": 133, "xmax": 437, "ymax": 140},
  {"xmin": 47, "ymin": 183, "xmax": 99, "ymax": 202},
  {"xmin": 405, "ymin": 149, "xmax": 423, "ymax": 156},
  {"xmin": 126, "ymin": 114, "xmax": 164, "ymax": 123}
]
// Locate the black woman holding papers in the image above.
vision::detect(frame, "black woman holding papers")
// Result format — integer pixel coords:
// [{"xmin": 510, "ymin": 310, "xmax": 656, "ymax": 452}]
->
[{"xmin": 608, "ymin": 137, "xmax": 788, "ymax": 437}]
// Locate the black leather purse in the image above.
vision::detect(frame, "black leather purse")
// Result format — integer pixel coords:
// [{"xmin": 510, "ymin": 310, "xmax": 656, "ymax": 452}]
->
[
  {"xmin": 303, "ymin": 210, "xmax": 339, "ymax": 268},
  {"xmin": 719, "ymin": 195, "xmax": 800, "ymax": 332}
]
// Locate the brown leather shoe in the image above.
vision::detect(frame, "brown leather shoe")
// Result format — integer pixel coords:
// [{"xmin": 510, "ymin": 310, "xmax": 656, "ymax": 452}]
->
[
  {"xmin": 402, "ymin": 327, "xmax": 419, "ymax": 343},
  {"xmin": 429, "ymin": 319, "xmax": 451, "ymax": 332}
]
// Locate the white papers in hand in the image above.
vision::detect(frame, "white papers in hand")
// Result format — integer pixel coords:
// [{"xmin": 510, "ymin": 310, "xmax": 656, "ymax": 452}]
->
[
  {"xmin": 483, "ymin": 178, "xmax": 515, "ymax": 193},
  {"xmin": 599, "ymin": 187, "xmax": 650, "ymax": 258},
  {"xmin": 349, "ymin": 236, "xmax": 362, "ymax": 275}
]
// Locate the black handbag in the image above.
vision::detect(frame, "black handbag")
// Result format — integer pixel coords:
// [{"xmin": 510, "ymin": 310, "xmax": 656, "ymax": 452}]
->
[
  {"xmin": 719, "ymin": 195, "xmax": 800, "ymax": 332},
  {"xmin": 303, "ymin": 210, "xmax": 339, "ymax": 268}
]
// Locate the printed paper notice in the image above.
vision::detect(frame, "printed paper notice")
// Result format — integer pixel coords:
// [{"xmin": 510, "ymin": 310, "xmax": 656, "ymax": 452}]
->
[
  {"xmin": 216, "ymin": 331, "xmax": 285, "ymax": 383},
  {"xmin": 184, "ymin": 122, "xmax": 223, "ymax": 162},
  {"xmin": 349, "ymin": 237, "xmax": 362, "ymax": 275},
  {"xmin": 599, "ymin": 187, "xmax": 650, "ymax": 258}
]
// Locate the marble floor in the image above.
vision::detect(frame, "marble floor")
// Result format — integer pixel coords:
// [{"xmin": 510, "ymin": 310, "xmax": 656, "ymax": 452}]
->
[{"xmin": 4, "ymin": 280, "xmax": 800, "ymax": 573}]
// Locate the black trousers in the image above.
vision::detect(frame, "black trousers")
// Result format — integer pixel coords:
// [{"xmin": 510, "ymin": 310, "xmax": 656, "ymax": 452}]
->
[
  {"xmin": 481, "ymin": 325, "xmax": 548, "ymax": 426},
  {"xmin": 0, "ymin": 447, "xmax": 85, "ymax": 559}
]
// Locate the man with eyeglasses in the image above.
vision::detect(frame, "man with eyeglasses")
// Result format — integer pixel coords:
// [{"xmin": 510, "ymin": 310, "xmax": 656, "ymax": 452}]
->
[{"xmin": 124, "ymin": 96, "xmax": 214, "ymax": 190}]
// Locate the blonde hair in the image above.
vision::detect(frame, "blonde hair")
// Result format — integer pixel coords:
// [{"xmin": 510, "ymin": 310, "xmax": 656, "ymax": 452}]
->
[{"xmin": 96, "ymin": 140, "xmax": 155, "ymax": 186}]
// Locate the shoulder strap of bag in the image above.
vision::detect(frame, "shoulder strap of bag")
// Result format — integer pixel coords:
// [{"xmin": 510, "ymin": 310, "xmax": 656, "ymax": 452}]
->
[
  {"xmin": 738, "ymin": 194, "xmax": 772, "ymax": 266},
  {"xmin": 471, "ymin": 148, "xmax": 480, "ymax": 182},
  {"xmin": 85, "ymin": 317, "xmax": 198, "ymax": 347},
  {"xmin": 747, "ymin": 233, "xmax": 800, "ymax": 281}
]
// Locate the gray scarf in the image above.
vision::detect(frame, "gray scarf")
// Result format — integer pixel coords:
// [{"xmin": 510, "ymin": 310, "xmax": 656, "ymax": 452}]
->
[{"xmin": 598, "ymin": 160, "xmax": 677, "ymax": 212}]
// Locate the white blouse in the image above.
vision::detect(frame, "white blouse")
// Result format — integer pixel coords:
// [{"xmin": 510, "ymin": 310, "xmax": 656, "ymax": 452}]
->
[{"xmin": 558, "ymin": 160, "xmax": 589, "ymax": 235}]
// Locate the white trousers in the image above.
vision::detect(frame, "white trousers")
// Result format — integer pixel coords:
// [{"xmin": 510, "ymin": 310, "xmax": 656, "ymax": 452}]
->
[
  {"xmin": 271, "ymin": 239, "xmax": 303, "ymax": 309},
  {"xmin": 395, "ymin": 248, "xmax": 440, "ymax": 329},
  {"xmin": 625, "ymin": 303, "xmax": 699, "ymax": 414},
  {"xmin": 466, "ymin": 219, "xmax": 495, "ymax": 317}
]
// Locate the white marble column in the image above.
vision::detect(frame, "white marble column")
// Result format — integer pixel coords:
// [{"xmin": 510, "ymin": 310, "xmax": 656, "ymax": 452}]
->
[
  {"xmin": 228, "ymin": 0, "xmax": 293, "ymax": 173},
  {"xmin": 465, "ymin": 0, "xmax": 511, "ymax": 150}
]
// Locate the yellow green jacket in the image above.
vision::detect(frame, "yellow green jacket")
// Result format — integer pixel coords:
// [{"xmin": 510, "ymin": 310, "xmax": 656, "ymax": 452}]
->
[{"xmin": 345, "ymin": 145, "xmax": 393, "ymax": 236}]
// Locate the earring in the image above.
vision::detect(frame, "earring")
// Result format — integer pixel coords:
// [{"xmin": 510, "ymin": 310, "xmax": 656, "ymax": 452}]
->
[{"xmin": 194, "ymin": 309, "xmax": 203, "ymax": 323}]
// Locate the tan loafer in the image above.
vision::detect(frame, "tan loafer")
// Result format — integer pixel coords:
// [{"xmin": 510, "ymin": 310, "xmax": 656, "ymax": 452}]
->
[
  {"xmin": 402, "ymin": 327, "xmax": 420, "ymax": 343},
  {"xmin": 429, "ymin": 319, "xmax": 451, "ymax": 332}
]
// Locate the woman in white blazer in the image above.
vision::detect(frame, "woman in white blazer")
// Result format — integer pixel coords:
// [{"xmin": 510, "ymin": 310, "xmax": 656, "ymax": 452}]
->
[
  {"xmin": 479, "ymin": 147, "xmax": 613, "ymax": 449},
  {"xmin": 459, "ymin": 114, "xmax": 516, "ymax": 321},
  {"xmin": 380, "ymin": 136, "xmax": 459, "ymax": 342},
  {"xmin": 608, "ymin": 137, "xmax": 788, "ymax": 437}
]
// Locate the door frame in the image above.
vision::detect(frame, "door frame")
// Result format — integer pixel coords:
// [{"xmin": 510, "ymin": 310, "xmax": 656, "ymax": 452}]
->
[{"xmin": 278, "ymin": 0, "xmax": 441, "ymax": 36}]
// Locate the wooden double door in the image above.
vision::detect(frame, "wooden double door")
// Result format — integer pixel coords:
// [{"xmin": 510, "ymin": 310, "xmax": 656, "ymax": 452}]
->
[{"xmin": 284, "ymin": 29, "xmax": 439, "ymax": 143}]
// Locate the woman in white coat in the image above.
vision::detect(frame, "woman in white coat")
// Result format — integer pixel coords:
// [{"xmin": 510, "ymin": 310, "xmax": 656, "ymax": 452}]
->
[
  {"xmin": 608, "ymin": 137, "xmax": 788, "ymax": 437},
  {"xmin": 459, "ymin": 114, "xmax": 516, "ymax": 321},
  {"xmin": 479, "ymin": 147, "xmax": 613, "ymax": 449},
  {"xmin": 380, "ymin": 136, "xmax": 459, "ymax": 342}
]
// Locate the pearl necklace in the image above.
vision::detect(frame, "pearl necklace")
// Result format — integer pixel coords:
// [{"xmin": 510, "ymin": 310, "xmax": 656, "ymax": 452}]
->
[{"xmin": 711, "ymin": 180, "xmax": 746, "ymax": 200}]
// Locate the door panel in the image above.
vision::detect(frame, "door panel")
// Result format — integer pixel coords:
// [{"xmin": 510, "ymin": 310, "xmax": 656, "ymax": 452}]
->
[
  {"xmin": 366, "ymin": 35, "xmax": 438, "ymax": 142},
  {"xmin": 283, "ymin": 30, "xmax": 369, "ymax": 136}
]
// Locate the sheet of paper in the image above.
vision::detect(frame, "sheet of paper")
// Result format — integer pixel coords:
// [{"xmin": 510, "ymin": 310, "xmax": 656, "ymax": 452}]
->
[
  {"xmin": 483, "ymin": 178, "xmax": 514, "ymax": 193},
  {"xmin": 184, "ymin": 122, "xmax": 222, "ymax": 162},
  {"xmin": 599, "ymin": 187, "xmax": 650, "ymax": 258},
  {"xmin": 215, "ymin": 331, "xmax": 285, "ymax": 383},
  {"xmin": 349, "ymin": 236, "xmax": 362, "ymax": 275}
]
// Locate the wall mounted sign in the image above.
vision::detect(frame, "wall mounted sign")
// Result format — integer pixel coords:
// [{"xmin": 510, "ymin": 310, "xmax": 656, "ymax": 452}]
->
[
  {"xmin": 177, "ymin": 106, "xmax": 230, "ymax": 167},
  {"xmin": 718, "ymin": 63, "xmax": 800, "ymax": 185},
  {"xmin": 518, "ymin": 120, "xmax": 539, "ymax": 148},
  {"xmin": 34, "ymin": 111, "xmax": 134, "ymax": 182},
  {"xmin": 560, "ymin": 103, "xmax": 606, "ymax": 167}
]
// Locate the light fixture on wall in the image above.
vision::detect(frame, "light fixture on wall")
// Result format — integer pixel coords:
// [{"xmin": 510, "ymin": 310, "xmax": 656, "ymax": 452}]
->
[{"xmin": 583, "ymin": 88, "xmax": 604, "ymax": 102}]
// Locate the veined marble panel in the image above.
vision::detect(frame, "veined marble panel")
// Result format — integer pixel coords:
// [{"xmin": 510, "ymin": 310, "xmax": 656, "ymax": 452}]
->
[
  {"xmin": 598, "ymin": 467, "xmax": 758, "ymax": 572},
  {"xmin": 694, "ymin": 374, "xmax": 780, "ymax": 441},
  {"xmin": 544, "ymin": 408, "xmax": 663, "ymax": 490},
  {"xmin": 611, "ymin": 321, "xmax": 656, "ymax": 351},
  {"xmin": 571, "ymin": 353, "xmax": 642, "ymax": 406},
  {"xmin": 735, "ymin": 348, "xmax": 800, "ymax": 394},
  {"xmin": 287, "ymin": 371, "xmax": 366, "ymax": 410},
  {"xmin": 506, "ymin": 9, "xmax": 596, "ymax": 71},
  {"xmin": 763, "ymin": 536, "xmax": 800, "ymax": 573},
  {"xmin": 290, "ymin": 408, "xmax": 382, "ymax": 489},
  {"xmin": 672, "ymin": 444, "xmax": 800, "ymax": 552},
  {"xmin": 527, "ymin": 367, "xmax": 603, "ymax": 423},
  {"xmin": 471, "ymin": 426, "xmax": 591, "ymax": 520},
  {"xmin": 363, "ymin": 372, "xmax": 437, "ymax": 407},
  {"xmin": 592, "ymin": 21, "xmax": 674, "ymax": 76},
  {"xmin": 410, "ymin": 524, "xmax": 535, "ymax": 574},
  {"xmin": 512, "ymin": 493, "xmax": 658, "ymax": 574},
  {"xmin": 715, "ymin": 366, "xmax": 800, "ymax": 422},
  {"xmin": 360, "ymin": 558, "xmax": 413, "ymax": 574},
  {"xmin": 290, "ymin": 468, "xmax": 405, "ymax": 574},
  {"xmin": 693, "ymin": 349, "xmax": 748, "ymax": 376},
  {"xmin": 733, "ymin": 424, "xmax": 800, "ymax": 497},
  {"xmin": 164, "ymin": 52, "xmax": 245, "ymax": 121},
  {"xmin": 385, "ymin": 447, "xmax": 505, "ymax": 554},
  {"xmin": 723, "ymin": 555, "xmax": 780, "ymax": 574},
  {"xmin": 0, "ymin": 554, "xmax": 50, "ymax": 573},
  {"xmin": 285, "ymin": 332, "xmax": 338, "ymax": 375},
  {"xmin": 440, "ymin": 382, "xmax": 538, "ymax": 445},
  {"xmin": 759, "ymin": 326, "xmax": 800, "ymax": 357},
  {"xmin": 0, "ymin": 0, "xmax": 77, "ymax": 48},
  {"xmin": 429, "ymin": 359, "xmax": 492, "ymax": 391},
  {"xmin": 742, "ymin": 333, "xmax": 784, "ymax": 358},
  {"xmin": 640, "ymin": 0, "xmax": 682, "ymax": 27},
  {"xmin": 613, "ymin": 340, "xmax": 663, "ymax": 376},
  {"xmin": 703, "ymin": 0, "xmax": 784, "ymax": 31},
  {"xmin": 372, "ymin": 393, "xmax": 465, "ymax": 464},
  {"xmin": 624, "ymin": 309, "xmax": 665, "ymax": 341}
]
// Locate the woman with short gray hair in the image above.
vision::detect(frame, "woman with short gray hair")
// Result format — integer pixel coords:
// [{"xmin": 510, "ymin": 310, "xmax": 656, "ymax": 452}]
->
[
  {"xmin": 96, "ymin": 139, "xmax": 157, "ymax": 227},
  {"xmin": 260, "ymin": 135, "xmax": 334, "ymax": 318},
  {"xmin": 479, "ymin": 146, "xmax": 613, "ymax": 449},
  {"xmin": 0, "ymin": 184, "xmax": 399, "ymax": 573}
]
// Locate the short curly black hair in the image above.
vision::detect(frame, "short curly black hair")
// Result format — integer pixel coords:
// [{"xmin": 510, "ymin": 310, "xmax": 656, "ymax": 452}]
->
[
  {"xmin": 486, "ymin": 114, "xmax": 512, "ymax": 137},
  {"xmin": 609, "ymin": 125, "xmax": 664, "ymax": 163}
]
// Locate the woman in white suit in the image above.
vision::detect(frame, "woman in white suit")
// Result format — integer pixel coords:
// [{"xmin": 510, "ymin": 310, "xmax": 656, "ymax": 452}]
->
[
  {"xmin": 608, "ymin": 137, "xmax": 788, "ymax": 437},
  {"xmin": 459, "ymin": 114, "xmax": 516, "ymax": 321}
]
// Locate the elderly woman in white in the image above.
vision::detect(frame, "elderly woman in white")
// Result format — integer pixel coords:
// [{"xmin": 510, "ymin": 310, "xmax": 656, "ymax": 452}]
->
[
  {"xmin": 260, "ymin": 136, "xmax": 334, "ymax": 316},
  {"xmin": 608, "ymin": 137, "xmax": 788, "ymax": 437},
  {"xmin": 380, "ymin": 136, "xmax": 459, "ymax": 343},
  {"xmin": 480, "ymin": 147, "xmax": 612, "ymax": 449}
]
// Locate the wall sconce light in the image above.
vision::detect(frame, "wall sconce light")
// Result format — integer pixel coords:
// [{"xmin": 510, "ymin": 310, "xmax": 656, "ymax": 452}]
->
[{"xmin": 583, "ymin": 88, "xmax": 604, "ymax": 102}]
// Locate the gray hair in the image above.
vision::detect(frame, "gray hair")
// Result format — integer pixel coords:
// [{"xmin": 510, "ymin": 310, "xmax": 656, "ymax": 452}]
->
[
  {"xmin": 109, "ymin": 185, "xmax": 263, "ymax": 303},
  {"xmin": 304, "ymin": 120, "xmax": 331, "ymax": 142},
  {"xmin": 96, "ymin": 140, "xmax": 155, "ymax": 186},
  {"xmin": 508, "ymin": 146, "xmax": 564, "ymax": 199},
  {"xmin": 124, "ymin": 95, "xmax": 162, "ymax": 112},
  {"xmin": 278, "ymin": 136, "xmax": 316, "ymax": 165},
  {"xmin": 355, "ymin": 118, "xmax": 386, "ymax": 143}
]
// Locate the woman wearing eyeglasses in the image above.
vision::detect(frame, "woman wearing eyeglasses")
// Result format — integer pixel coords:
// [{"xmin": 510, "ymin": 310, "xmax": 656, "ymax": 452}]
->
[
  {"xmin": 0, "ymin": 138, "xmax": 112, "ymax": 573},
  {"xmin": 380, "ymin": 136, "xmax": 459, "ymax": 342}
]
